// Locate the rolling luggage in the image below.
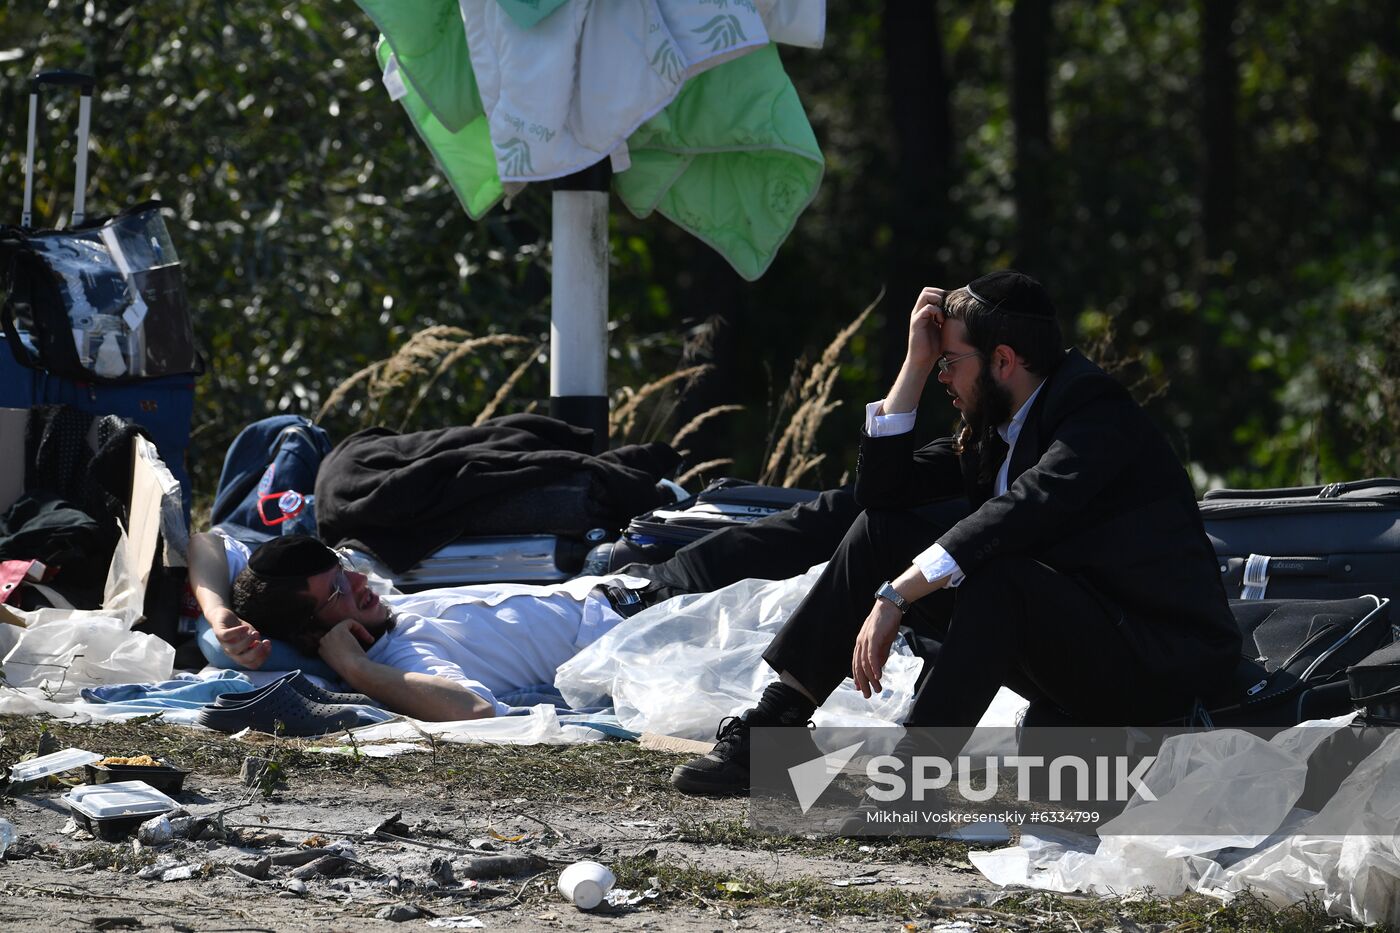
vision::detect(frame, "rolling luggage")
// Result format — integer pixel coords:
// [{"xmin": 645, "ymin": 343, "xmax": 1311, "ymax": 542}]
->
[
  {"xmin": 0, "ymin": 71, "xmax": 199, "ymax": 502},
  {"xmin": 1199, "ymin": 478, "xmax": 1400, "ymax": 602},
  {"xmin": 603, "ymin": 477, "xmax": 821, "ymax": 567}
]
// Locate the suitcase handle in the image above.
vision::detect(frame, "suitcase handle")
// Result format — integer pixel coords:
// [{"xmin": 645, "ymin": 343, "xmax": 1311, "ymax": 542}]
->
[
  {"xmin": 1203, "ymin": 478, "xmax": 1400, "ymax": 501},
  {"xmin": 23, "ymin": 70, "xmax": 96, "ymax": 229},
  {"xmin": 29, "ymin": 70, "xmax": 97, "ymax": 93}
]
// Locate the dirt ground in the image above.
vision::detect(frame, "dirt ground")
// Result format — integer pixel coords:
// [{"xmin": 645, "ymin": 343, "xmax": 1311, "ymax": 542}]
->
[{"xmin": 0, "ymin": 717, "xmax": 1373, "ymax": 933}]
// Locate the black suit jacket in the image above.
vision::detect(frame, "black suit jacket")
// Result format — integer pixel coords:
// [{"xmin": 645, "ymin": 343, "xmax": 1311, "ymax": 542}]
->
[{"xmin": 855, "ymin": 349, "xmax": 1240, "ymax": 694}]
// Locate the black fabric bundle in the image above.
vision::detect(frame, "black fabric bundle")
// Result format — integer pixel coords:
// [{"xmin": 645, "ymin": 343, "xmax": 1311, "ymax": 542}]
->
[{"xmin": 315, "ymin": 414, "xmax": 680, "ymax": 573}]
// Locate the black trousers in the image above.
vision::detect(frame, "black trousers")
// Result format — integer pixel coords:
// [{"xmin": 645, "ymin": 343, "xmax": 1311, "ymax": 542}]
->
[
  {"xmin": 642, "ymin": 487, "xmax": 862, "ymax": 595},
  {"xmin": 762, "ymin": 503, "xmax": 1197, "ymax": 728}
]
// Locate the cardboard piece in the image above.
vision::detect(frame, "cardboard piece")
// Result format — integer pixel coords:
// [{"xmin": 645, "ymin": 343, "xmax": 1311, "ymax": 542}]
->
[{"xmin": 639, "ymin": 732, "xmax": 716, "ymax": 756}]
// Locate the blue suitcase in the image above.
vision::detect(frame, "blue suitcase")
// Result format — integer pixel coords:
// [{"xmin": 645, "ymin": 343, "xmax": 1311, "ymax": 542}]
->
[{"xmin": 0, "ymin": 348, "xmax": 194, "ymax": 504}]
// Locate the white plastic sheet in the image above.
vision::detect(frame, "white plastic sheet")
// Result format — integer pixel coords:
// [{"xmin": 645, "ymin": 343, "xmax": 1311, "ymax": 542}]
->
[
  {"xmin": 970, "ymin": 714, "xmax": 1400, "ymax": 927},
  {"xmin": 344, "ymin": 703, "xmax": 605, "ymax": 746},
  {"xmin": 555, "ymin": 564, "xmax": 923, "ymax": 740}
]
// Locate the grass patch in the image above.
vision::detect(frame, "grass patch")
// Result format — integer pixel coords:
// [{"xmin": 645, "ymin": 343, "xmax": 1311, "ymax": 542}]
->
[
  {"xmin": 991, "ymin": 890, "xmax": 1391, "ymax": 933},
  {"xmin": 612, "ymin": 852, "xmax": 929, "ymax": 919},
  {"xmin": 0, "ymin": 716, "xmax": 691, "ymax": 804},
  {"xmin": 614, "ymin": 853, "xmax": 1389, "ymax": 930},
  {"xmin": 675, "ymin": 817, "xmax": 978, "ymax": 866},
  {"xmin": 58, "ymin": 842, "xmax": 158, "ymax": 873}
]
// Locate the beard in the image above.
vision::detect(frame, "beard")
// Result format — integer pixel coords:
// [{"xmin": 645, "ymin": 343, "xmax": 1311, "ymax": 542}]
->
[
  {"xmin": 959, "ymin": 364, "xmax": 1016, "ymax": 484},
  {"xmin": 963, "ymin": 363, "xmax": 1015, "ymax": 438}
]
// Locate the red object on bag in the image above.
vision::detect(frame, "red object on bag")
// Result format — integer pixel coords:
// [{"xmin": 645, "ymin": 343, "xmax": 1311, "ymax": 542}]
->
[{"xmin": 0, "ymin": 559, "xmax": 44, "ymax": 605}]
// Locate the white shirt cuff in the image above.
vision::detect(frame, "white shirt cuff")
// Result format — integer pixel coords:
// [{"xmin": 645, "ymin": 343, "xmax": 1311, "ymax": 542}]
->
[
  {"xmin": 913, "ymin": 543, "xmax": 964, "ymax": 587},
  {"xmin": 865, "ymin": 400, "xmax": 917, "ymax": 437}
]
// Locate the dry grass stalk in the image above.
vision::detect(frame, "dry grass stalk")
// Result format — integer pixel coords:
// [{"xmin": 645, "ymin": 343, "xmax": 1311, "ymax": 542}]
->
[
  {"xmin": 318, "ymin": 325, "xmax": 530, "ymax": 428},
  {"xmin": 474, "ymin": 341, "xmax": 546, "ymax": 426},
  {"xmin": 1081, "ymin": 317, "xmax": 1168, "ymax": 406},
  {"xmin": 784, "ymin": 453, "xmax": 827, "ymax": 488},
  {"xmin": 610, "ymin": 364, "xmax": 711, "ymax": 441},
  {"xmin": 676, "ymin": 458, "xmax": 735, "ymax": 488},
  {"xmin": 671, "ymin": 404, "xmax": 744, "ymax": 448},
  {"xmin": 760, "ymin": 294, "xmax": 878, "ymax": 487},
  {"xmin": 317, "ymin": 359, "xmax": 384, "ymax": 422},
  {"xmin": 399, "ymin": 333, "xmax": 532, "ymax": 429}
]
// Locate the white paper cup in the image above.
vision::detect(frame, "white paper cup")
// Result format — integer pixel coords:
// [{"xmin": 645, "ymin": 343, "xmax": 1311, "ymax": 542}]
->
[{"xmin": 557, "ymin": 859, "xmax": 616, "ymax": 910}]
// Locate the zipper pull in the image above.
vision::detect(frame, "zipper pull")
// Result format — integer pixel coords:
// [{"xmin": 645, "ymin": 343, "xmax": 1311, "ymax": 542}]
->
[
  {"xmin": 1246, "ymin": 679, "xmax": 1269, "ymax": 696},
  {"xmin": 1319, "ymin": 483, "xmax": 1341, "ymax": 498}
]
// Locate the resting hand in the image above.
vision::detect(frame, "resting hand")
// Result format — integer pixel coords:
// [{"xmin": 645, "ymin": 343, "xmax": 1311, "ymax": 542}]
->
[
  {"xmin": 317, "ymin": 619, "xmax": 376, "ymax": 674},
  {"xmin": 906, "ymin": 287, "xmax": 947, "ymax": 372},
  {"xmin": 852, "ymin": 598, "xmax": 904, "ymax": 698},
  {"xmin": 210, "ymin": 609, "xmax": 272, "ymax": 670}
]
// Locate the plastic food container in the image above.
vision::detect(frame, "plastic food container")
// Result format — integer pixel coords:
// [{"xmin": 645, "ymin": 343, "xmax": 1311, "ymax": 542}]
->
[
  {"xmin": 62, "ymin": 781, "xmax": 179, "ymax": 841},
  {"xmin": 83, "ymin": 758, "xmax": 190, "ymax": 794},
  {"xmin": 7, "ymin": 748, "xmax": 102, "ymax": 783}
]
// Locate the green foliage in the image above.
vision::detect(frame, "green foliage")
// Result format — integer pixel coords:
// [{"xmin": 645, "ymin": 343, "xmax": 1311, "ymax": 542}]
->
[{"xmin": 1, "ymin": 0, "xmax": 1396, "ymax": 503}]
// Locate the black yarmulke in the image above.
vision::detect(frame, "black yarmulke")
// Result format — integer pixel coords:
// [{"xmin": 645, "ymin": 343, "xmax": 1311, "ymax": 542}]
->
[
  {"xmin": 966, "ymin": 270, "xmax": 1057, "ymax": 320},
  {"xmin": 247, "ymin": 535, "xmax": 340, "ymax": 580}
]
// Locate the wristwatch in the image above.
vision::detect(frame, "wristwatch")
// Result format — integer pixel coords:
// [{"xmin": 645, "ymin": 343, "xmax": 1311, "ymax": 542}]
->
[{"xmin": 874, "ymin": 581, "xmax": 911, "ymax": 614}]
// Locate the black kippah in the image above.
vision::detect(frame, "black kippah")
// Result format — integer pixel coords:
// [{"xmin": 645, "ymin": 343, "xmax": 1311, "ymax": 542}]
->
[
  {"xmin": 247, "ymin": 535, "xmax": 340, "ymax": 580},
  {"xmin": 965, "ymin": 270, "xmax": 1057, "ymax": 320}
]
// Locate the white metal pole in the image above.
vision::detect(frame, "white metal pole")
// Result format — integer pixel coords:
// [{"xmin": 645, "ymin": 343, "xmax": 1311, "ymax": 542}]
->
[{"xmin": 550, "ymin": 163, "xmax": 611, "ymax": 452}]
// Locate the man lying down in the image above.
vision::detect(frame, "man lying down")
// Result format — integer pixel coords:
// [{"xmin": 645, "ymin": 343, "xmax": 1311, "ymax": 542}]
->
[{"xmin": 226, "ymin": 535, "xmax": 662, "ymax": 722}]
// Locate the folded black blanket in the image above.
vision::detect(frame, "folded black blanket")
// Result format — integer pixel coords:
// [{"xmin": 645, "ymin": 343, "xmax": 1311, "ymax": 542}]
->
[{"xmin": 314, "ymin": 414, "xmax": 680, "ymax": 572}]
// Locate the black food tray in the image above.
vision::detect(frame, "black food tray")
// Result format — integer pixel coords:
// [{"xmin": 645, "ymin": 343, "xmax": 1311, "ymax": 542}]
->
[
  {"xmin": 83, "ymin": 760, "xmax": 190, "ymax": 794},
  {"xmin": 69, "ymin": 808, "xmax": 155, "ymax": 842}
]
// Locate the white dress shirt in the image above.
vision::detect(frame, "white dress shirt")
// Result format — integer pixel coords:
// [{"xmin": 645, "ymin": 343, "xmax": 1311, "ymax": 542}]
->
[{"xmin": 864, "ymin": 378, "xmax": 1047, "ymax": 586}]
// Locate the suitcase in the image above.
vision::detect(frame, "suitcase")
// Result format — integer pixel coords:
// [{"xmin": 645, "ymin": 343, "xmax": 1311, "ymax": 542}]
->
[
  {"xmin": 607, "ymin": 477, "xmax": 821, "ymax": 566},
  {"xmin": 1199, "ymin": 478, "xmax": 1400, "ymax": 602},
  {"xmin": 0, "ymin": 71, "xmax": 197, "ymax": 504},
  {"xmin": 1347, "ymin": 639, "xmax": 1400, "ymax": 723}
]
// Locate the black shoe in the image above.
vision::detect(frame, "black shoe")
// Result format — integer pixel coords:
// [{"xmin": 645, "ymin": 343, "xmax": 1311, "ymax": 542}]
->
[{"xmin": 671, "ymin": 714, "xmax": 756, "ymax": 796}]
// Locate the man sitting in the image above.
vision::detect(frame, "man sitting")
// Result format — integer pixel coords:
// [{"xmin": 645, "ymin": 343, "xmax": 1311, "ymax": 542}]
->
[{"xmin": 226, "ymin": 535, "xmax": 661, "ymax": 721}]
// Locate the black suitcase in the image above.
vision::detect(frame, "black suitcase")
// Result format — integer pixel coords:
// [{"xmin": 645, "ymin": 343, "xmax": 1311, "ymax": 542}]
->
[
  {"xmin": 601, "ymin": 478, "xmax": 821, "ymax": 567},
  {"xmin": 1199, "ymin": 478, "xmax": 1400, "ymax": 602},
  {"xmin": 1347, "ymin": 639, "xmax": 1400, "ymax": 723}
]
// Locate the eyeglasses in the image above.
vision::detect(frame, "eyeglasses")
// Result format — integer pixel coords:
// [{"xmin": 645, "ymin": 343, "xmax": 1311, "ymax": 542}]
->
[
  {"xmin": 314, "ymin": 567, "xmax": 352, "ymax": 618},
  {"xmin": 936, "ymin": 349, "xmax": 983, "ymax": 374}
]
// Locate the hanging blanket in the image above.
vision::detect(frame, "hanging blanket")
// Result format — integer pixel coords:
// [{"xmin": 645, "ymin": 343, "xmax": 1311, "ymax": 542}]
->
[{"xmin": 356, "ymin": 0, "xmax": 825, "ymax": 279}]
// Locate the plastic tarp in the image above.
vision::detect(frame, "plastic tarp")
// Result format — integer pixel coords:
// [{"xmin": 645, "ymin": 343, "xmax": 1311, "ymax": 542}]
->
[
  {"xmin": 970, "ymin": 714, "xmax": 1400, "ymax": 927},
  {"xmin": 555, "ymin": 563, "xmax": 924, "ymax": 739}
]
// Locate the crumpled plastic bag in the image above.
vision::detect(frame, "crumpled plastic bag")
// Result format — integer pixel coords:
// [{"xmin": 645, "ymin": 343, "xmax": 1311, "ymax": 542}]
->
[
  {"xmin": 555, "ymin": 564, "xmax": 923, "ymax": 739},
  {"xmin": 1, "ymin": 612, "xmax": 173, "ymax": 695},
  {"xmin": 1202, "ymin": 728, "xmax": 1400, "ymax": 926},
  {"xmin": 970, "ymin": 714, "xmax": 1400, "ymax": 927},
  {"xmin": 344, "ymin": 703, "xmax": 602, "ymax": 746}
]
